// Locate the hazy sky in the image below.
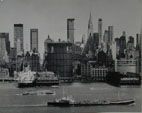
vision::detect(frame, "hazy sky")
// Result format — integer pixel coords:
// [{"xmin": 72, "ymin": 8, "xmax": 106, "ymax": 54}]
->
[{"xmin": 0, "ymin": 0, "xmax": 142, "ymax": 58}]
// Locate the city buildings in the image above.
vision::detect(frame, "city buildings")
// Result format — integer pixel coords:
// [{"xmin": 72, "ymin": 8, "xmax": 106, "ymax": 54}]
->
[
  {"xmin": 108, "ymin": 26, "xmax": 113, "ymax": 45},
  {"xmin": 140, "ymin": 30, "xmax": 142, "ymax": 77},
  {"xmin": 30, "ymin": 29, "xmax": 38, "ymax": 52},
  {"xmin": 81, "ymin": 61, "xmax": 92, "ymax": 79},
  {"xmin": 119, "ymin": 33, "xmax": 127, "ymax": 58},
  {"xmin": 103, "ymin": 30, "xmax": 109, "ymax": 46},
  {"xmin": 0, "ymin": 33, "xmax": 10, "ymax": 55},
  {"xmin": 91, "ymin": 67, "xmax": 108, "ymax": 81},
  {"xmin": 115, "ymin": 59, "xmax": 138, "ymax": 74},
  {"xmin": 0, "ymin": 33, "xmax": 9, "ymax": 63},
  {"xmin": 24, "ymin": 51, "xmax": 40, "ymax": 72},
  {"xmin": 14, "ymin": 24, "xmax": 24, "ymax": 54},
  {"xmin": 81, "ymin": 61, "xmax": 108, "ymax": 82},
  {"xmin": 44, "ymin": 41, "xmax": 73, "ymax": 81},
  {"xmin": 88, "ymin": 13, "xmax": 93, "ymax": 38},
  {"xmin": 67, "ymin": 19, "xmax": 75, "ymax": 43},
  {"xmin": 44, "ymin": 35, "xmax": 53, "ymax": 52},
  {"xmin": 9, "ymin": 47, "xmax": 17, "ymax": 77},
  {"xmin": 98, "ymin": 18, "xmax": 102, "ymax": 44},
  {"xmin": 9, "ymin": 48, "xmax": 17, "ymax": 61}
]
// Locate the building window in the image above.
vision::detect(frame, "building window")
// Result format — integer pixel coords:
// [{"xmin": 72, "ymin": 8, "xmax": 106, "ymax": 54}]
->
[{"xmin": 51, "ymin": 46, "xmax": 54, "ymax": 53}]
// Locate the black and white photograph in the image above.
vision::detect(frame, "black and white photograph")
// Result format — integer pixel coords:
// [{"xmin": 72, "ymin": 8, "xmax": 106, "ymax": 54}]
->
[{"xmin": 0, "ymin": 0, "xmax": 141, "ymax": 113}]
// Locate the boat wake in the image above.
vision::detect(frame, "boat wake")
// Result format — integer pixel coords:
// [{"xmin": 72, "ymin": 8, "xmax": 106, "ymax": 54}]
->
[
  {"xmin": 16, "ymin": 90, "xmax": 55, "ymax": 96},
  {"xmin": 0, "ymin": 104, "xmax": 47, "ymax": 108}
]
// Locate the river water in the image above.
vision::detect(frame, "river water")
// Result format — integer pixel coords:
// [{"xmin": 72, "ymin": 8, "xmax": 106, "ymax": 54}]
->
[{"xmin": 0, "ymin": 82, "xmax": 141, "ymax": 113}]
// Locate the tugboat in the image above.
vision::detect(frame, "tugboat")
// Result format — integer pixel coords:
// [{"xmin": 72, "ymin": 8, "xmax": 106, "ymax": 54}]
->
[{"xmin": 48, "ymin": 96, "xmax": 75, "ymax": 106}]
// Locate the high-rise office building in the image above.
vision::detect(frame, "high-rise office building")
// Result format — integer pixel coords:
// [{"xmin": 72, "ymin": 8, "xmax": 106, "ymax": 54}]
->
[
  {"xmin": 119, "ymin": 33, "xmax": 126, "ymax": 58},
  {"xmin": 127, "ymin": 36, "xmax": 134, "ymax": 50},
  {"xmin": 0, "ymin": 33, "xmax": 10, "ymax": 55},
  {"xmin": 67, "ymin": 19, "xmax": 75, "ymax": 43},
  {"xmin": 98, "ymin": 18, "xmax": 102, "ymax": 44},
  {"xmin": 0, "ymin": 33, "xmax": 9, "ymax": 63},
  {"xmin": 88, "ymin": 13, "xmax": 93, "ymax": 38},
  {"xmin": 103, "ymin": 30, "xmax": 109, "ymax": 45},
  {"xmin": 14, "ymin": 24, "xmax": 23, "ymax": 53},
  {"xmin": 140, "ymin": 29, "xmax": 142, "ymax": 77},
  {"xmin": 0, "ymin": 34, "xmax": 6, "ymax": 54},
  {"xmin": 108, "ymin": 26, "xmax": 113, "ymax": 45},
  {"xmin": 30, "ymin": 29, "xmax": 38, "ymax": 52},
  {"xmin": 136, "ymin": 34, "xmax": 140, "ymax": 50}
]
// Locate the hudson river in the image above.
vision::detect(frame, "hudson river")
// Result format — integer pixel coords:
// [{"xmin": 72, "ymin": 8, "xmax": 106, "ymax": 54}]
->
[{"xmin": 0, "ymin": 82, "xmax": 141, "ymax": 113}]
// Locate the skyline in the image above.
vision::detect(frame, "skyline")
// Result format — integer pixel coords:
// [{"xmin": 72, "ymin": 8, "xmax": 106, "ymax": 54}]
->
[{"xmin": 0, "ymin": 0, "xmax": 142, "ymax": 58}]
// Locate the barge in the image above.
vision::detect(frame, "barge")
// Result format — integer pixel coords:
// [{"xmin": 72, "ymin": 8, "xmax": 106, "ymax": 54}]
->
[{"xmin": 47, "ymin": 97, "xmax": 135, "ymax": 107}]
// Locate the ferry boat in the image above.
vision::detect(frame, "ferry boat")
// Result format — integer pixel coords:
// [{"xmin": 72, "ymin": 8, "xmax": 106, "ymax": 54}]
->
[
  {"xmin": 47, "ymin": 98, "xmax": 135, "ymax": 107},
  {"xmin": 17, "ymin": 70, "xmax": 36, "ymax": 88}
]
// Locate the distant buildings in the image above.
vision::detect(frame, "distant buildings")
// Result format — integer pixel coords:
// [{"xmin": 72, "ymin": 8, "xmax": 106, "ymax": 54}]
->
[
  {"xmin": 113, "ymin": 30, "xmax": 141, "ymax": 78},
  {"xmin": 24, "ymin": 51, "xmax": 40, "ymax": 72},
  {"xmin": 115, "ymin": 59, "xmax": 138, "ymax": 74},
  {"xmin": 44, "ymin": 35, "xmax": 53, "ymax": 53},
  {"xmin": 9, "ymin": 48, "xmax": 17, "ymax": 61},
  {"xmin": 0, "ymin": 33, "xmax": 9, "ymax": 63},
  {"xmin": 98, "ymin": 18, "xmax": 102, "ymax": 44},
  {"xmin": 67, "ymin": 19, "xmax": 75, "ymax": 43},
  {"xmin": 103, "ymin": 30, "xmax": 109, "ymax": 46},
  {"xmin": 91, "ymin": 67, "xmax": 108, "ymax": 81},
  {"xmin": 81, "ymin": 61, "xmax": 108, "ymax": 81},
  {"xmin": 119, "ymin": 33, "xmax": 127, "ymax": 58},
  {"xmin": 108, "ymin": 26, "xmax": 113, "ymax": 45},
  {"xmin": 0, "ymin": 33, "xmax": 10, "ymax": 55},
  {"xmin": 82, "ymin": 13, "xmax": 114, "ymax": 70},
  {"xmin": 30, "ymin": 29, "xmax": 38, "ymax": 52},
  {"xmin": 14, "ymin": 24, "xmax": 24, "ymax": 54},
  {"xmin": 140, "ymin": 30, "xmax": 142, "ymax": 77},
  {"xmin": 81, "ymin": 61, "xmax": 92, "ymax": 79}
]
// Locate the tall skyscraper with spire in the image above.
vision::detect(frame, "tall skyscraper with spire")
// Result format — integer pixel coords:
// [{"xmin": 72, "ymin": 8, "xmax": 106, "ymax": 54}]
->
[{"xmin": 88, "ymin": 12, "xmax": 93, "ymax": 38}]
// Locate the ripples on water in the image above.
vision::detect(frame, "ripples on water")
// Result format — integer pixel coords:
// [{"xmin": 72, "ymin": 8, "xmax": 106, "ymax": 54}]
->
[{"xmin": 0, "ymin": 82, "xmax": 141, "ymax": 113}]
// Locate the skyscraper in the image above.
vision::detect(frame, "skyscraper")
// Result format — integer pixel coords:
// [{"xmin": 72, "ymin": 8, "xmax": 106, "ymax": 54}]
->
[
  {"xmin": 30, "ymin": 29, "xmax": 38, "ymax": 52},
  {"xmin": 127, "ymin": 36, "xmax": 134, "ymax": 50},
  {"xmin": 119, "ymin": 33, "xmax": 126, "ymax": 58},
  {"xmin": 136, "ymin": 34, "xmax": 140, "ymax": 50},
  {"xmin": 0, "ymin": 33, "xmax": 10, "ymax": 55},
  {"xmin": 14, "ymin": 24, "xmax": 23, "ymax": 53},
  {"xmin": 108, "ymin": 26, "xmax": 113, "ymax": 45},
  {"xmin": 103, "ymin": 30, "xmax": 109, "ymax": 46},
  {"xmin": 140, "ymin": 28, "xmax": 142, "ymax": 77},
  {"xmin": 98, "ymin": 18, "xmax": 102, "ymax": 44},
  {"xmin": 88, "ymin": 13, "xmax": 93, "ymax": 38},
  {"xmin": 67, "ymin": 19, "xmax": 75, "ymax": 43},
  {"xmin": 0, "ymin": 34, "xmax": 6, "ymax": 54},
  {"xmin": 0, "ymin": 33, "xmax": 9, "ymax": 63}
]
